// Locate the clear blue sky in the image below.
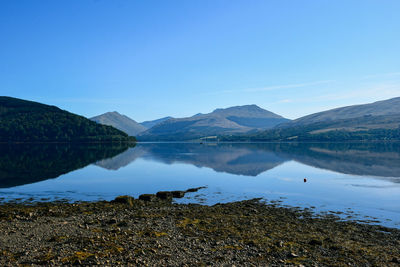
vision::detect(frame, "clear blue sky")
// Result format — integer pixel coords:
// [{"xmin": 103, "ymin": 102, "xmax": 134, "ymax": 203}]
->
[{"xmin": 1, "ymin": 0, "xmax": 399, "ymax": 121}]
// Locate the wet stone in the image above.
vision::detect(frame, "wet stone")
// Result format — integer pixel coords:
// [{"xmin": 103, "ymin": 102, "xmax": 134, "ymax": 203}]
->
[
  {"xmin": 309, "ymin": 239, "xmax": 323, "ymax": 246},
  {"xmin": 171, "ymin": 191, "xmax": 185, "ymax": 198},
  {"xmin": 391, "ymin": 257, "xmax": 400, "ymax": 263},
  {"xmin": 156, "ymin": 191, "xmax": 173, "ymax": 200},
  {"xmin": 139, "ymin": 194, "xmax": 157, "ymax": 202},
  {"xmin": 112, "ymin": 195, "xmax": 134, "ymax": 207},
  {"xmin": 185, "ymin": 186, "xmax": 207, "ymax": 193}
]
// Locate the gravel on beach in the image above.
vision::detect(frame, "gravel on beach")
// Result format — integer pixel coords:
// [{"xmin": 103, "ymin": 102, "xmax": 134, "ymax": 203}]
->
[{"xmin": 0, "ymin": 193, "xmax": 399, "ymax": 266}]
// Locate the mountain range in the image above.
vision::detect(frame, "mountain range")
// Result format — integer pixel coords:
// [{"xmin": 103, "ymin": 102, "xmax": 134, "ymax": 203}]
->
[
  {"xmin": 3, "ymin": 95, "xmax": 398, "ymax": 142},
  {"xmin": 91, "ymin": 105, "xmax": 289, "ymax": 141},
  {"xmin": 90, "ymin": 97, "xmax": 400, "ymax": 141},
  {"xmin": 137, "ymin": 105, "xmax": 290, "ymax": 141}
]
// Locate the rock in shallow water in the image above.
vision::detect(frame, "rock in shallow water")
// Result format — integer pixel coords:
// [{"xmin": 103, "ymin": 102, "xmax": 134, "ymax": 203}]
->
[
  {"xmin": 139, "ymin": 194, "xmax": 157, "ymax": 202},
  {"xmin": 156, "ymin": 191, "xmax": 173, "ymax": 200},
  {"xmin": 111, "ymin": 195, "xmax": 134, "ymax": 206},
  {"xmin": 171, "ymin": 191, "xmax": 186, "ymax": 198}
]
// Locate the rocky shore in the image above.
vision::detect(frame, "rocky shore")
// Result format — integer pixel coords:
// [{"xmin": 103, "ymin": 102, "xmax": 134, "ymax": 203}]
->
[{"xmin": 0, "ymin": 190, "xmax": 399, "ymax": 266}]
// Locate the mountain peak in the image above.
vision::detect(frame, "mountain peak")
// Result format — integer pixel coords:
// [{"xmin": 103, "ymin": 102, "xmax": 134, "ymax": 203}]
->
[
  {"xmin": 210, "ymin": 104, "xmax": 283, "ymax": 119},
  {"xmin": 91, "ymin": 112, "xmax": 146, "ymax": 136},
  {"xmin": 212, "ymin": 104, "xmax": 260, "ymax": 113}
]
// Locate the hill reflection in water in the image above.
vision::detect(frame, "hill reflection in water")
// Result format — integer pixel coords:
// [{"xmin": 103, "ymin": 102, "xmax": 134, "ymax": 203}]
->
[
  {"xmin": 1, "ymin": 142, "xmax": 399, "ymax": 190},
  {"xmin": 96, "ymin": 143, "xmax": 287, "ymax": 176},
  {"xmin": 96, "ymin": 142, "xmax": 400, "ymax": 181},
  {"xmin": 0, "ymin": 143, "xmax": 133, "ymax": 188}
]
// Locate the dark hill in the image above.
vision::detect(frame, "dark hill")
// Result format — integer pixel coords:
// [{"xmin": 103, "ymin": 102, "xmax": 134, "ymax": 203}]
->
[{"xmin": 0, "ymin": 96, "xmax": 135, "ymax": 142}]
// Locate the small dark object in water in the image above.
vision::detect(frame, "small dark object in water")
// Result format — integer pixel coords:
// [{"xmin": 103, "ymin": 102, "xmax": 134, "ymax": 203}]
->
[{"xmin": 304, "ymin": 178, "xmax": 307, "ymax": 183}]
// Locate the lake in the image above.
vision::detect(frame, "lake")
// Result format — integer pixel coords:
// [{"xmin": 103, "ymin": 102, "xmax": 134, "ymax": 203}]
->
[{"xmin": 1, "ymin": 142, "xmax": 399, "ymax": 228}]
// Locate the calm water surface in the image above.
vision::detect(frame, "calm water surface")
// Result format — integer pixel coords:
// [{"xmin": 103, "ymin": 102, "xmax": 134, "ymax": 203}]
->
[{"xmin": 1, "ymin": 142, "xmax": 399, "ymax": 228}]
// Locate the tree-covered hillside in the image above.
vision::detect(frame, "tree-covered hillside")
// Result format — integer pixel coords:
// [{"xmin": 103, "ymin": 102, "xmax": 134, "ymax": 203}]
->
[{"xmin": 0, "ymin": 97, "xmax": 136, "ymax": 142}]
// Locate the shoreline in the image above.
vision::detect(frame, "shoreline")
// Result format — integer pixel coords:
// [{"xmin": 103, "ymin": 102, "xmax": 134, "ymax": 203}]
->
[{"xmin": 0, "ymin": 193, "xmax": 399, "ymax": 266}]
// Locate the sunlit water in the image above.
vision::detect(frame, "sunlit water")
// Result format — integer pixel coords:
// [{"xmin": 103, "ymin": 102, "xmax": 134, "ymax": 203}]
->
[{"xmin": 1, "ymin": 142, "xmax": 399, "ymax": 228}]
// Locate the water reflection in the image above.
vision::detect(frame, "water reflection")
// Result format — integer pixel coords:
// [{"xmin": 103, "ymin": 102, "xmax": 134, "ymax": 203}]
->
[
  {"xmin": 275, "ymin": 142, "xmax": 400, "ymax": 181},
  {"xmin": 96, "ymin": 143, "xmax": 287, "ymax": 176},
  {"xmin": 97, "ymin": 142, "xmax": 400, "ymax": 180},
  {"xmin": 1, "ymin": 142, "xmax": 400, "ymax": 190},
  {"xmin": 0, "ymin": 143, "xmax": 133, "ymax": 188}
]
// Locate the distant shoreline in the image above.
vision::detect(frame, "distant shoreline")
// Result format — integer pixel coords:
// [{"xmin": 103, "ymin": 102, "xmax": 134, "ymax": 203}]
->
[
  {"xmin": 2, "ymin": 140, "xmax": 400, "ymax": 144},
  {"xmin": 0, "ymin": 141, "xmax": 136, "ymax": 144},
  {"xmin": 137, "ymin": 140, "xmax": 400, "ymax": 145}
]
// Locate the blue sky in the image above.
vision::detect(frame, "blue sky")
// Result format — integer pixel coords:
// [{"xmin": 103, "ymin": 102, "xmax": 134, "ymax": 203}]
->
[{"xmin": 1, "ymin": 0, "xmax": 399, "ymax": 121}]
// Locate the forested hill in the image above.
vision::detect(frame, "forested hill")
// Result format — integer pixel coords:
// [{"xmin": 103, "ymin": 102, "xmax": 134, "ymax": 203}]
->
[{"xmin": 0, "ymin": 96, "xmax": 136, "ymax": 142}]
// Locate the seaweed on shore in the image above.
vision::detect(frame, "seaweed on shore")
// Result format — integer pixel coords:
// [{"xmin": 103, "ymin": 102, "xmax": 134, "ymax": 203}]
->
[{"xmin": 0, "ymin": 196, "xmax": 399, "ymax": 266}]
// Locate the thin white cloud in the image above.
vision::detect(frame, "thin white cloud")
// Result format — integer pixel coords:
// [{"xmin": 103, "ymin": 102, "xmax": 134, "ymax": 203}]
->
[
  {"xmin": 47, "ymin": 97, "xmax": 132, "ymax": 105},
  {"xmin": 243, "ymin": 80, "xmax": 335, "ymax": 92},
  {"xmin": 290, "ymin": 81, "xmax": 400, "ymax": 104},
  {"xmin": 277, "ymin": 99, "xmax": 293, "ymax": 103},
  {"xmin": 362, "ymin": 72, "xmax": 400, "ymax": 80},
  {"xmin": 203, "ymin": 79, "xmax": 335, "ymax": 96},
  {"xmin": 269, "ymin": 81, "xmax": 400, "ymax": 120}
]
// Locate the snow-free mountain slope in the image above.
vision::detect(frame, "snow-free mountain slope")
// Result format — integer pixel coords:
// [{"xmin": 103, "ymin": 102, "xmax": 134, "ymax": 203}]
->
[
  {"xmin": 91, "ymin": 111, "xmax": 147, "ymax": 136},
  {"xmin": 138, "ymin": 105, "xmax": 290, "ymax": 141}
]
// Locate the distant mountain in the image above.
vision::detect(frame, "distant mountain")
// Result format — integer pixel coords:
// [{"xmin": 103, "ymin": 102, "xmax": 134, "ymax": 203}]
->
[
  {"xmin": 91, "ymin": 111, "xmax": 147, "ymax": 136},
  {"xmin": 282, "ymin": 97, "xmax": 400, "ymax": 128},
  {"xmin": 223, "ymin": 97, "xmax": 400, "ymax": 141},
  {"xmin": 138, "ymin": 105, "xmax": 290, "ymax": 141},
  {"xmin": 140, "ymin": 116, "xmax": 173, "ymax": 129},
  {"xmin": 0, "ymin": 96, "xmax": 134, "ymax": 142}
]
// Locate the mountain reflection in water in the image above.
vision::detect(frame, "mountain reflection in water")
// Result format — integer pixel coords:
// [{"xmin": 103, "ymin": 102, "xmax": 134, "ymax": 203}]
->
[
  {"xmin": 1, "ymin": 142, "xmax": 400, "ymax": 189},
  {"xmin": 96, "ymin": 142, "xmax": 400, "ymax": 181},
  {"xmin": 96, "ymin": 143, "xmax": 286, "ymax": 176}
]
